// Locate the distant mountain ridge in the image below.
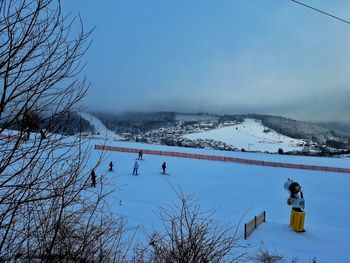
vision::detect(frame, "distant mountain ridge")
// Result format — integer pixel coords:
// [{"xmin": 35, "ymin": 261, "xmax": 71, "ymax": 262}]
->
[
  {"xmin": 0, "ymin": 111, "xmax": 93, "ymax": 135},
  {"xmin": 245, "ymin": 114, "xmax": 336, "ymax": 144},
  {"xmin": 88, "ymin": 111, "xmax": 350, "ymax": 150},
  {"xmin": 91, "ymin": 111, "xmax": 177, "ymax": 134},
  {"xmin": 240, "ymin": 114, "xmax": 349, "ymax": 149},
  {"xmin": 314, "ymin": 121, "xmax": 350, "ymax": 137}
]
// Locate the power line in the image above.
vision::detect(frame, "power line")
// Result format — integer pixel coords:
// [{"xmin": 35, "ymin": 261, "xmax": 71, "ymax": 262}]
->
[{"xmin": 290, "ymin": 0, "xmax": 350, "ymax": 25}]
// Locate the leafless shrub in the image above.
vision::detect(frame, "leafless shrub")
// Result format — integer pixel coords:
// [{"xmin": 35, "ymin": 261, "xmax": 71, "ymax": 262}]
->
[
  {"xmin": 133, "ymin": 193, "xmax": 245, "ymax": 263},
  {"xmin": 250, "ymin": 249, "xmax": 284, "ymax": 263}
]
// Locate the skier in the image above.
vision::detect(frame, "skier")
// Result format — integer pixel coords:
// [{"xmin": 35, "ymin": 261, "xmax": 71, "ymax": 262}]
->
[
  {"xmin": 133, "ymin": 161, "xmax": 139, "ymax": 175},
  {"xmin": 137, "ymin": 150, "xmax": 143, "ymax": 160},
  {"xmin": 25, "ymin": 126, "xmax": 30, "ymax": 141},
  {"xmin": 109, "ymin": 161, "xmax": 114, "ymax": 171},
  {"xmin": 40, "ymin": 129, "xmax": 47, "ymax": 140},
  {"xmin": 162, "ymin": 162, "xmax": 166, "ymax": 175},
  {"xmin": 91, "ymin": 169, "xmax": 96, "ymax": 187}
]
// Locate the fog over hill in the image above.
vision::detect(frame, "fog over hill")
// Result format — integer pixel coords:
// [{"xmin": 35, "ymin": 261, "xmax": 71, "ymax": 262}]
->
[
  {"xmin": 314, "ymin": 121, "xmax": 350, "ymax": 137},
  {"xmin": 91, "ymin": 111, "xmax": 177, "ymax": 134}
]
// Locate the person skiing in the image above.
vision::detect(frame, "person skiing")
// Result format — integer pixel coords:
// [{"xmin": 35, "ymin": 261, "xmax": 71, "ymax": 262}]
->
[
  {"xmin": 25, "ymin": 126, "xmax": 30, "ymax": 141},
  {"xmin": 91, "ymin": 169, "xmax": 96, "ymax": 187},
  {"xmin": 133, "ymin": 161, "xmax": 139, "ymax": 175},
  {"xmin": 109, "ymin": 161, "xmax": 114, "ymax": 171},
  {"xmin": 138, "ymin": 150, "xmax": 143, "ymax": 160},
  {"xmin": 40, "ymin": 129, "xmax": 47, "ymax": 140},
  {"xmin": 162, "ymin": 162, "xmax": 166, "ymax": 175}
]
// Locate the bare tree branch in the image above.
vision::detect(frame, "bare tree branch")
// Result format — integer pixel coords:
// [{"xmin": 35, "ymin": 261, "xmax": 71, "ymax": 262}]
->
[{"xmin": 0, "ymin": 1, "xmax": 130, "ymax": 262}]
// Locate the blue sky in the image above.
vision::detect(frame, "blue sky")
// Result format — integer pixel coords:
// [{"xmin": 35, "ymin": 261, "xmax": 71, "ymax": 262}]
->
[{"xmin": 63, "ymin": 0, "xmax": 350, "ymax": 122}]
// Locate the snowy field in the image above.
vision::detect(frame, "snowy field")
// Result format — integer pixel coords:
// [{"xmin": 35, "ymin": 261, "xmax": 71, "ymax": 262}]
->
[
  {"xmin": 184, "ymin": 118, "xmax": 306, "ymax": 153},
  {"xmin": 88, "ymin": 139, "xmax": 350, "ymax": 262}
]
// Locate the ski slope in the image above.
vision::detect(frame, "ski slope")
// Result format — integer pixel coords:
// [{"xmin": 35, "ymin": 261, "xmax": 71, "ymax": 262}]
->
[
  {"xmin": 89, "ymin": 139, "xmax": 350, "ymax": 262},
  {"xmin": 79, "ymin": 112, "xmax": 122, "ymax": 140},
  {"xmin": 184, "ymin": 118, "xmax": 306, "ymax": 153}
]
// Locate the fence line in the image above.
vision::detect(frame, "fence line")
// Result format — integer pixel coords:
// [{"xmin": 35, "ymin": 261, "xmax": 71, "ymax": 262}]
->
[
  {"xmin": 244, "ymin": 211, "xmax": 266, "ymax": 239},
  {"xmin": 94, "ymin": 145, "xmax": 350, "ymax": 174},
  {"xmin": 244, "ymin": 218, "xmax": 256, "ymax": 240}
]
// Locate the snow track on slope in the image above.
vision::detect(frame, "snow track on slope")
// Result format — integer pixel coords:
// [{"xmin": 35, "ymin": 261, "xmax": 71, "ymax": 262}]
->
[{"xmin": 79, "ymin": 112, "xmax": 121, "ymax": 141}]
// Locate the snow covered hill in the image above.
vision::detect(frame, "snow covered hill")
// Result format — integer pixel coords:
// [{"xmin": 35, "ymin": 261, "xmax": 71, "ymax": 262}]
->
[
  {"xmin": 89, "ymin": 139, "xmax": 350, "ymax": 262},
  {"xmin": 184, "ymin": 118, "xmax": 306, "ymax": 153},
  {"xmin": 79, "ymin": 112, "xmax": 121, "ymax": 140},
  {"xmin": 84, "ymin": 112, "xmax": 350, "ymax": 153}
]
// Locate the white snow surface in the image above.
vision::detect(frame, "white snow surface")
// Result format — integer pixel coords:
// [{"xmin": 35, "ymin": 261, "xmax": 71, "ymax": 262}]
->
[
  {"xmin": 184, "ymin": 118, "xmax": 306, "ymax": 153},
  {"xmin": 88, "ymin": 139, "xmax": 350, "ymax": 262},
  {"xmin": 79, "ymin": 112, "xmax": 121, "ymax": 140}
]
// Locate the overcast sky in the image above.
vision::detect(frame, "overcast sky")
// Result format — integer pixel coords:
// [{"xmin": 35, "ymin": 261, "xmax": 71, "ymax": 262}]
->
[{"xmin": 63, "ymin": 0, "xmax": 350, "ymax": 122}]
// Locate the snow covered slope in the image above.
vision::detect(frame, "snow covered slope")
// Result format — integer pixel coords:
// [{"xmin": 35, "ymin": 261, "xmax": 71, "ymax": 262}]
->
[
  {"xmin": 184, "ymin": 118, "xmax": 306, "ymax": 153},
  {"xmin": 89, "ymin": 140, "xmax": 350, "ymax": 262},
  {"xmin": 79, "ymin": 112, "xmax": 121, "ymax": 140}
]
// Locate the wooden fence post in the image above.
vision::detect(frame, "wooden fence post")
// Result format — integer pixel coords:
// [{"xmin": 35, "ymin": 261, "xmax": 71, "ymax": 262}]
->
[{"xmin": 254, "ymin": 216, "xmax": 257, "ymax": 229}]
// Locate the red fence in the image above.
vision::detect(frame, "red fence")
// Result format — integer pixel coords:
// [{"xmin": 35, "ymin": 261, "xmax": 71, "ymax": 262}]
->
[{"xmin": 94, "ymin": 145, "xmax": 350, "ymax": 174}]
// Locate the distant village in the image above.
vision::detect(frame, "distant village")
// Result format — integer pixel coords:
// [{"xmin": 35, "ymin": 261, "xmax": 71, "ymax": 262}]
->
[{"xmin": 121, "ymin": 120, "xmax": 239, "ymax": 151}]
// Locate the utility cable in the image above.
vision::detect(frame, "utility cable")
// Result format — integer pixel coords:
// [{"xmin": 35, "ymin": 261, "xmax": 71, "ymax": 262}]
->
[{"xmin": 290, "ymin": 0, "xmax": 350, "ymax": 25}]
